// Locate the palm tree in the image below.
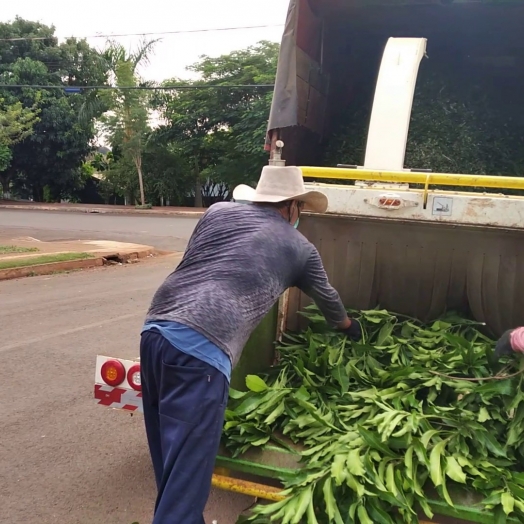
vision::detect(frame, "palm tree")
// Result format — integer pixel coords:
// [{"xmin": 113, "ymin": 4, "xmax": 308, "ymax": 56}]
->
[{"xmin": 80, "ymin": 38, "xmax": 159, "ymax": 206}]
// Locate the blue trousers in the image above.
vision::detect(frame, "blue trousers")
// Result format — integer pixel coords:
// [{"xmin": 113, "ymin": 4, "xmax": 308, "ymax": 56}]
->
[{"xmin": 140, "ymin": 330, "xmax": 228, "ymax": 524}]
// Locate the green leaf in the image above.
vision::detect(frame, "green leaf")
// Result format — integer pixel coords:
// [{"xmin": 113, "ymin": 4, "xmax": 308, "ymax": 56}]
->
[
  {"xmin": 478, "ymin": 431, "xmax": 507, "ymax": 458},
  {"xmin": 264, "ymin": 402, "xmax": 286, "ymax": 425},
  {"xmin": 234, "ymin": 395, "xmax": 266, "ymax": 416},
  {"xmin": 359, "ymin": 428, "xmax": 397, "ymax": 458},
  {"xmin": 367, "ymin": 500, "xmax": 395, "ymax": 524},
  {"xmin": 445, "ymin": 456, "xmax": 467, "ymax": 484},
  {"xmin": 322, "ymin": 478, "xmax": 343, "ymax": 524},
  {"xmin": 405, "ymin": 446, "xmax": 414, "ymax": 480},
  {"xmin": 331, "ymin": 455, "xmax": 347, "ymax": 486},
  {"xmin": 377, "ymin": 321, "xmax": 394, "ymax": 345},
  {"xmin": 346, "ymin": 448, "xmax": 365, "ymax": 477},
  {"xmin": 306, "ymin": 498, "xmax": 319, "ymax": 524},
  {"xmin": 290, "ymin": 485, "xmax": 313, "ymax": 524},
  {"xmin": 475, "ymin": 380, "xmax": 515, "ymax": 398},
  {"xmin": 245, "ymin": 375, "xmax": 268, "ymax": 393},
  {"xmin": 430, "ymin": 439, "xmax": 448, "ymax": 487},
  {"xmin": 501, "ymin": 492, "xmax": 515, "ymax": 516},
  {"xmin": 357, "ymin": 505, "xmax": 374, "ymax": 524},
  {"xmin": 228, "ymin": 388, "xmax": 247, "ymax": 399},
  {"xmin": 346, "ymin": 472, "xmax": 365, "ymax": 498},
  {"xmin": 386, "ymin": 463, "xmax": 399, "ymax": 497},
  {"xmin": 332, "ymin": 364, "xmax": 350, "ymax": 394},
  {"xmin": 478, "ymin": 407, "xmax": 491, "ymax": 423},
  {"xmin": 421, "ymin": 430, "xmax": 440, "ymax": 448}
]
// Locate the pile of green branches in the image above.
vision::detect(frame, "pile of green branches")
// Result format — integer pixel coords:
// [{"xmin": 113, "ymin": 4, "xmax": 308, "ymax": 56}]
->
[{"xmin": 224, "ymin": 308, "xmax": 524, "ymax": 523}]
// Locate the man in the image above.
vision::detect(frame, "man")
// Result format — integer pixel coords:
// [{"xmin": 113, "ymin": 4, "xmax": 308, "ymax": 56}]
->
[{"xmin": 140, "ymin": 165, "xmax": 362, "ymax": 524}]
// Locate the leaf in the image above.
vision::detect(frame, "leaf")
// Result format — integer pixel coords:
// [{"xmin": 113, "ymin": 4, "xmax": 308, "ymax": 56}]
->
[
  {"xmin": 386, "ymin": 463, "xmax": 399, "ymax": 497},
  {"xmin": 357, "ymin": 505, "xmax": 374, "ymax": 524},
  {"xmin": 229, "ymin": 388, "xmax": 247, "ymax": 399},
  {"xmin": 346, "ymin": 472, "xmax": 365, "ymax": 498},
  {"xmin": 421, "ymin": 430, "xmax": 440, "ymax": 448},
  {"xmin": 291, "ymin": 485, "xmax": 313, "ymax": 524},
  {"xmin": 322, "ymin": 478, "xmax": 343, "ymax": 524},
  {"xmin": 367, "ymin": 500, "xmax": 395, "ymax": 524},
  {"xmin": 405, "ymin": 446, "xmax": 414, "ymax": 480},
  {"xmin": 478, "ymin": 431, "xmax": 507, "ymax": 458},
  {"xmin": 332, "ymin": 364, "xmax": 349, "ymax": 394},
  {"xmin": 346, "ymin": 448, "xmax": 365, "ymax": 477},
  {"xmin": 475, "ymin": 380, "xmax": 515, "ymax": 399},
  {"xmin": 245, "ymin": 375, "xmax": 268, "ymax": 393},
  {"xmin": 264, "ymin": 402, "xmax": 286, "ymax": 425},
  {"xmin": 430, "ymin": 439, "xmax": 448, "ymax": 487},
  {"xmin": 306, "ymin": 498, "xmax": 319, "ymax": 524},
  {"xmin": 377, "ymin": 321, "xmax": 394, "ymax": 345},
  {"xmin": 478, "ymin": 407, "xmax": 491, "ymax": 423},
  {"xmin": 501, "ymin": 492, "xmax": 515, "ymax": 516},
  {"xmin": 331, "ymin": 455, "xmax": 347, "ymax": 486},
  {"xmin": 439, "ymin": 474, "xmax": 454, "ymax": 507},
  {"xmin": 234, "ymin": 394, "xmax": 267, "ymax": 416},
  {"xmin": 359, "ymin": 428, "xmax": 397, "ymax": 458},
  {"xmin": 445, "ymin": 456, "xmax": 467, "ymax": 484}
]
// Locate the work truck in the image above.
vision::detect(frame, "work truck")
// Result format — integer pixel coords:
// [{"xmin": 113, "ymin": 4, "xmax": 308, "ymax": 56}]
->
[{"xmin": 95, "ymin": 0, "xmax": 524, "ymax": 521}]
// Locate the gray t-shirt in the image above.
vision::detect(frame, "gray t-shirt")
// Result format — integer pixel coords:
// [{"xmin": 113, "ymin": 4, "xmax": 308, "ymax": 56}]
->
[{"xmin": 146, "ymin": 202, "xmax": 347, "ymax": 366}]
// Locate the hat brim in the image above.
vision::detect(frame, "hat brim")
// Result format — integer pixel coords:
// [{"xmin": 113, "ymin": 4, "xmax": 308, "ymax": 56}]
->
[{"xmin": 232, "ymin": 184, "xmax": 328, "ymax": 213}]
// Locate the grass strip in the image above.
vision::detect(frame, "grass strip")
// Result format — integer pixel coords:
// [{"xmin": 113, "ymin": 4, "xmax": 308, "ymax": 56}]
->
[
  {"xmin": 0, "ymin": 245, "xmax": 39, "ymax": 254},
  {"xmin": 0, "ymin": 252, "xmax": 93, "ymax": 270}
]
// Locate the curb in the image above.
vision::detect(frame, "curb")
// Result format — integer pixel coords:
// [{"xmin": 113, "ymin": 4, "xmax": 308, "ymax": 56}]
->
[
  {"xmin": 0, "ymin": 248, "xmax": 157, "ymax": 282},
  {"xmin": 0, "ymin": 204, "xmax": 205, "ymax": 218}
]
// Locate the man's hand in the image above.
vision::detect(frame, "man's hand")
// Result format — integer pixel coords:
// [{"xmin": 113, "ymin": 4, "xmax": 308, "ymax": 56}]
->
[
  {"xmin": 494, "ymin": 329, "xmax": 515, "ymax": 361},
  {"xmin": 341, "ymin": 318, "xmax": 362, "ymax": 342}
]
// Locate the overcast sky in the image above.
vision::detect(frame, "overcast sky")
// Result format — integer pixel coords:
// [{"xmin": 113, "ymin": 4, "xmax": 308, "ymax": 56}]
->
[{"xmin": 3, "ymin": 0, "xmax": 288, "ymax": 81}]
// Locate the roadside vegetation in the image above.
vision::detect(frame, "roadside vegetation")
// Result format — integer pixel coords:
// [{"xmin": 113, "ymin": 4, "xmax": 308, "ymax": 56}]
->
[
  {"xmin": 0, "ymin": 252, "xmax": 92, "ymax": 270},
  {"xmin": 0, "ymin": 245, "xmax": 39, "ymax": 254},
  {"xmin": 0, "ymin": 18, "xmax": 278, "ymax": 207}
]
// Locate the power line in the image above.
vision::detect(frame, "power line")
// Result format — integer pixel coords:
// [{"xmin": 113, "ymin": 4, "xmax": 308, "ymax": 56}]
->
[
  {"xmin": 0, "ymin": 84, "xmax": 275, "ymax": 91},
  {"xmin": 0, "ymin": 24, "xmax": 284, "ymax": 42}
]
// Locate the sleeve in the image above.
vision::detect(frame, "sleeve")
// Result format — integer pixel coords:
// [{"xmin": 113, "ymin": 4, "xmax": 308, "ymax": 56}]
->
[
  {"xmin": 294, "ymin": 246, "xmax": 348, "ymax": 327},
  {"xmin": 510, "ymin": 327, "xmax": 524, "ymax": 353}
]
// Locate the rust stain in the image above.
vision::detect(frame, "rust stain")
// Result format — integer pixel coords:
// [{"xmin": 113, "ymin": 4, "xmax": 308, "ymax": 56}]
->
[{"xmin": 464, "ymin": 197, "xmax": 497, "ymax": 220}]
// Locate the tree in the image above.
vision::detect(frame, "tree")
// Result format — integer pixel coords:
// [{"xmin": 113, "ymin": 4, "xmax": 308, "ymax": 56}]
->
[
  {"xmin": 87, "ymin": 39, "xmax": 158, "ymax": 206},
  {"xmin": 142, "ymin": 141, "xmax": 192, "ymax": 206},
  {"xmin": 0, "ymin": 98, "xmax": 40, "ymax": 194},
  {"xmin": 154, "ymin": 41, "xmax": 278, "ymax": 206},
  {"xmin": 0, "ymin": 18, "xmax": 109, "ymax": 201}
]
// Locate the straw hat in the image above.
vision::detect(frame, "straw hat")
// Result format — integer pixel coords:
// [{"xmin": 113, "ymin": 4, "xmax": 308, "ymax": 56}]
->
[{"xmin": 232, "ymin": 166, "xmax": 328, "ymax": 213}]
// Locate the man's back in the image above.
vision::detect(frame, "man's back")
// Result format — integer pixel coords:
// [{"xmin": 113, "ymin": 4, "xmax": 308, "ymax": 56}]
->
[{"xmin": 146, "ymin": 202, "xmax": 314, "ymax": 365}]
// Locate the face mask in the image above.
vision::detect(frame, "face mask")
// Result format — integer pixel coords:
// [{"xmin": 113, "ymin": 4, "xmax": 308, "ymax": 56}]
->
[{"xmin": 293, "ymin": 218, "xmax": 300, "ymax": 229}]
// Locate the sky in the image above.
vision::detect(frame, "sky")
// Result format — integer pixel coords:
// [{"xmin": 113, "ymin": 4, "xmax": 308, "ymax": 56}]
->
[{"xmin": 2, "ymin": 0, "xmax": 289, "ymax": 82}]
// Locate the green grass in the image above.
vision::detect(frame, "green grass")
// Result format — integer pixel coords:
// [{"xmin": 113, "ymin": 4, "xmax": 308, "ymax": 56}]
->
[
  {"xmin": 0, "ymin": 252, "xmax": 93, "ymax": 270},
  {"xmin": 0, "ymin": 245, "xmax": 39, "ymax": 254}
]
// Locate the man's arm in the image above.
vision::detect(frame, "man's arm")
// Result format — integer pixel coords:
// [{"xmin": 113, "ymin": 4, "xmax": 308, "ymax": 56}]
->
[{"xmin": 295, "ymin": 247, "xmax": 361, "ymax": 340}]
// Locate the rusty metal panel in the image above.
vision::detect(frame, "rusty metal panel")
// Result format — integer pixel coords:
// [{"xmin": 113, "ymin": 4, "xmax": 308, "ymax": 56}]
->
[{"xmin": 287, "ymin": 214, "xmax": 524, "ymax": 336}]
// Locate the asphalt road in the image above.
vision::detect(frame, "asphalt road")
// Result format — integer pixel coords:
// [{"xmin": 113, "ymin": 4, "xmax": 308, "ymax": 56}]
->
[
  {"xmin": 0, "ymin": 209, "xmax": 200, "ymax": 251},
  {"xmin": 0, "ymin": 210, "xmax": 253, "ymax": 523},
  {"xmin": 0, "ymin": 256, "xmax": 253, "ymax": 524}
]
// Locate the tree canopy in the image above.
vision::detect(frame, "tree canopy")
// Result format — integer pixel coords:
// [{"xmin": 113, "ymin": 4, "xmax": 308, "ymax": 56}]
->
[{"xmin": 0, "ymin": 18, "xmax": 278, "ymax": 206}]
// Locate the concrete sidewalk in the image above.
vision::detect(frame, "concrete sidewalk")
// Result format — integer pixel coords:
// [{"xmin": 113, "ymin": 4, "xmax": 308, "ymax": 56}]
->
[
  {"xmin": 0, "ymin": 200, "xmax": 206, "ymax": 218},
  {"xmin": 0, "ymin": 237, "xmax": 158, "ymax": 281}
]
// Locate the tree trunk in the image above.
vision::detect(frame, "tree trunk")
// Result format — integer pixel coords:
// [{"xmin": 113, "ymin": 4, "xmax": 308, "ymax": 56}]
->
[
  {"xmin": 194, "ymin": 158, "xmax": 203, "ymax": 208},
  {"xmin": 33, "ymin": 185, "xmax": 43, "ymax": 202},
  {"xmin": 1, "ymin": 175, "xmax": 10, "ymax": 199},
  {"xmin": 135, "ymin": 155, "xmax": 146, "ymax": 206}
]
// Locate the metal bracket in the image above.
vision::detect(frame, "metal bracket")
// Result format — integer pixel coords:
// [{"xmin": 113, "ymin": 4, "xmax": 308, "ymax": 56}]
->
[{"xmin": 364, "ymin": 37, "xmax": 427, "ymax": 171}]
